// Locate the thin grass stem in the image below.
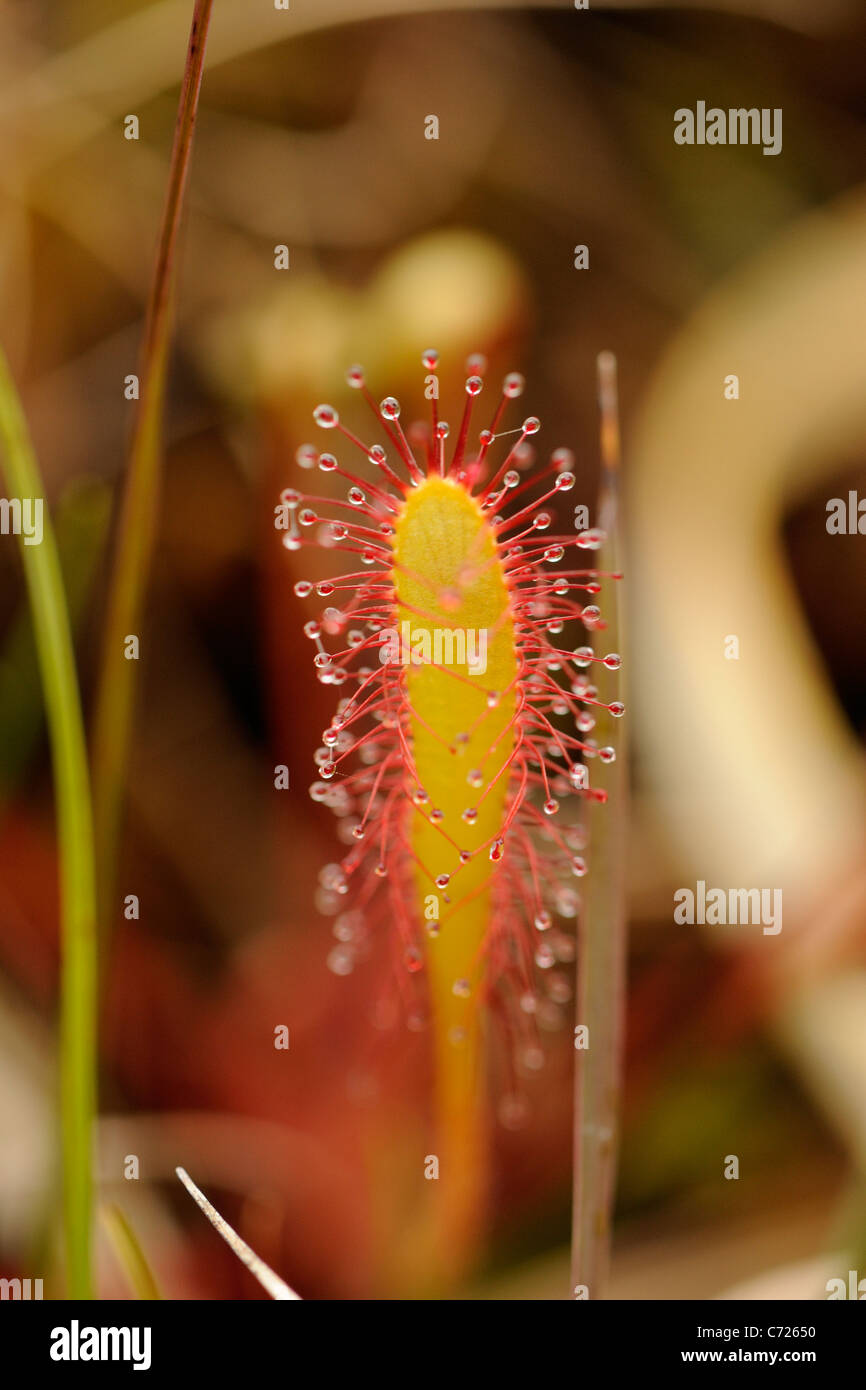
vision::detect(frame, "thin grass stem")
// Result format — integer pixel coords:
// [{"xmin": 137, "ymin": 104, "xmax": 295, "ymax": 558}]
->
[
  {"xmin": 175, "ymin": 1167, "xmax": 301, "ymax": 1300},
  {"xmin": 571, "ymin": 351, "xmax": 628, "ymax": 1298},
  {"xmin": 90, "ymin": 0, "xmax": 213, "ymax": 939},
  {"xmin": 101, "ymin": 1203, "xmax": 163, "ymax": 1300}
]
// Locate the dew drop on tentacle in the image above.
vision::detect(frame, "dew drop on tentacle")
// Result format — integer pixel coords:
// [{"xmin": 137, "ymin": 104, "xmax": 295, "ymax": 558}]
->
[
  {"xmin": 503, "ymin": 372, "xmax": 524, "ymax": 399},
  {"xmin": 521, "ymin": 1044, "xmax": 545, "ymax": 1073},
  {"xmin": 327, "ymin": 946, "xmax": 355, "ymax": 976},
  {"xmin": 576, "ymin": 527, "xmax": 606, "ymax": 550},
  {"xmin": 555, "ymin": 888, "xmax": 580, "ymax": 918},
  {"xmin": 548, "ymin": 972, "xmax": 573, "ymax": 1000},
  {"xmin": 404, "ymin": 945, "xmax": 423, "ymax": 973},
  {"xmin": 498, "ymin": 1092, "xmax": 530, "ymax": 1130},
  {"xmin": 535, "ymin": 942, "xmax": 555, "ymax": 970}
]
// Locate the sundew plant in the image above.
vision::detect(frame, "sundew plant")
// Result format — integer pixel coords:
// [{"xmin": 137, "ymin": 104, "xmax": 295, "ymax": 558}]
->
[{"xmin": 286, "ymin": 354, "xmax": 624, "ymax": 1281}]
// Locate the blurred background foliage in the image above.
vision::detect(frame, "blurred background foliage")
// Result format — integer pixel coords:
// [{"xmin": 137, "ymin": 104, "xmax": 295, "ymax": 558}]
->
[{"xmin": 1, "ymin": 0, "xmax": 866, "ymax": 1298}]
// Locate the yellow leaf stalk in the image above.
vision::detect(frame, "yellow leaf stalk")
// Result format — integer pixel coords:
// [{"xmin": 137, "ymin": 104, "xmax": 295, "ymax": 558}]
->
[{"xmin": 394, "ymin": 473, "xmax": 519, "ymax": 1275}]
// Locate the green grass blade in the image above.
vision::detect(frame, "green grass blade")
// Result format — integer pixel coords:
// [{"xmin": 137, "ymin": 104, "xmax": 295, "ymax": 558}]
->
[
  {"xmin": 0, "ymin": 345, "xmax": 98, "ymax": 1299},
  {"xmin": 101, "ymin": 1203, "xmax": 163, "ymax": 1300}
]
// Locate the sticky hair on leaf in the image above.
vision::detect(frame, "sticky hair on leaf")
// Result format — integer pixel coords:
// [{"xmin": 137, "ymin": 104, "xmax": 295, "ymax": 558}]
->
[{"xmin": 286, "ymin": 352, "xmax": 623, "ymax": 1116}]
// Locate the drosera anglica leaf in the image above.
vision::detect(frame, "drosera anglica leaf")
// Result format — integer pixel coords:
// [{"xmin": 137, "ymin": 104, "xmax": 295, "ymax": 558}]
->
[{"xmin": 286, "ymin": 352, "xmax": 624, "ymax": 1278}]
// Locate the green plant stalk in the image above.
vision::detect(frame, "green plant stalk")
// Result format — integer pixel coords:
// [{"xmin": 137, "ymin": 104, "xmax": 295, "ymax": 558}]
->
[
  {"xmin": 571, "ymin": 352, "xmax": 628, "ymax": 1298},
  {"xmin": 91, "ymin": 0, "xmax": 213, "ymax": 935},
  {"xmin": 0, "ymin": 346, "xmax": 97, "ymax": 1299},
  {"xmin": 0, "ymin": 481, "xmax": 110, "ymax": 804}
]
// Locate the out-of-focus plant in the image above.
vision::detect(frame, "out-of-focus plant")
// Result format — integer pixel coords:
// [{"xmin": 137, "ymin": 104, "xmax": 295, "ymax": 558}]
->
[
  {"xmin": 90, "ymin": 0, "xmax": 213, "ymax": 942},
  {"xmin": 572, "ymin": 353, "xmax": 628, "ymax": 1298},
  {"xmin": 0, "ymin": 345, "xmax": 97, "ymax": 1298}
]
